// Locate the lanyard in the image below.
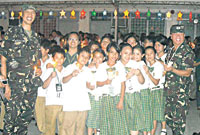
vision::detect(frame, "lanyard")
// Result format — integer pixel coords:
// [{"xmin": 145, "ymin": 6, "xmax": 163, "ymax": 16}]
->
[{"xmin": 167, "ymin": 45, "xmax": 181, "ymax": 64}]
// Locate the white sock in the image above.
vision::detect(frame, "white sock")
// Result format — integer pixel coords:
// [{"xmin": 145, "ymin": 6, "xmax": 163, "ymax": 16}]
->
[{"xmin": 161, "ymin": 129, "xmax": 167, "ymax": 132}]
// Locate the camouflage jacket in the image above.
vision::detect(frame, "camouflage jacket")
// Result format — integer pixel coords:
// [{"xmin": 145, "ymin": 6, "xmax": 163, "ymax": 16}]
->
[
  {"xmin": 164, "ymin": 42, "xmax": 195, "ymax": 96},
  {"xmin": 0, "ymin": 25, "xmax": 42, "ymax": 88}
]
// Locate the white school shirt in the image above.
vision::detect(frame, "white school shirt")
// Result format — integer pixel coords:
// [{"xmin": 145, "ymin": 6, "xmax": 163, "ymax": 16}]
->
[
  {"xmin": 43, "ymin": 67, "xmax": 65, "ymax": 106},
  {"xmin": 87, "ymin": 66, "xmax": 103, "ymax": 100},
  {"xmin": 147, "ymin": 60, "xmax": 164, "ymax": 89},
  {"xmin": 62, "ymin": 63, "xmax": 91, "ymax": 112},
  {"xmin": 156, "ymin": 53, "xmax": 167, "ymax": 64},
  {"xmin": 96, "ymin": 61, "xmax": 126, "ymax": 96},
  {"xmin": 37, "ymin": 57, "xmax": 51, "ymax": 97},
  {"xmin": 124, "ymin": 60, "xmax": 148, "ymax": 93}
]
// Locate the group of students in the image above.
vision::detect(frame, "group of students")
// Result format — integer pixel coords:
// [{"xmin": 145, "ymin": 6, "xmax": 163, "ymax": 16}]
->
[{"xmin": 34, "ymin": 31, "xmax": 169, "ymax": 135}]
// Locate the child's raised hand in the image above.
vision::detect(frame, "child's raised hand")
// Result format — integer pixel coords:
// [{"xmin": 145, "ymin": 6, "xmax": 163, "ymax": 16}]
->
[
  {"xmin": 164, "ymin": 64, "xmax": 173, "ymax": 72},
  {"xmin": 135, "ymin": 69, "xmax": 141, "ymax": 76},
  {"xmin": 72, "ymin": 70, "xmax": 79, "ymax": 77}
]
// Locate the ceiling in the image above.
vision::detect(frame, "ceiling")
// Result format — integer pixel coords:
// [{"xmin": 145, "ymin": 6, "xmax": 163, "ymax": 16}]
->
[{"xmin": 0, "ymin": 0, "xmax": 200, "ymax": 10}]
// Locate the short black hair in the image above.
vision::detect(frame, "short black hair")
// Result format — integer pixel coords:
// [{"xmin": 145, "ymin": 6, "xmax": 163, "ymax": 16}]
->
[
  {"xmin": 119, "ymin": 42, "xmax": 133, "ymax": 52},
  {"xmin": 145, "ymin": 46, "xmax": 156, "ymax": 54},
  {"xmin": 41, "ymin": 39, "xmax": 51, "ymax": 50},
  {"xmin": 101, "ymin": 35, "xmax": 112, "ymax": 43},
  {"xmin": 67, "ymin": 32, "xmax": 80, "ymax": 41},
  {"xmin": 106, "ymin": 42, "xmax": 120, "ymax": 54},
  {"xmin": 78, "ymin": 46, "xmax": 91, "ymax": 55},
  {"xmin": 93, "ymin": 48, "xmax": 106, "ymax": 58},
  {"xmin": 133, "ymin": 45, "xmax": 145, "ymax": 54},
  {"xmin": 154, "ymin": 35, "xmax": 168, "ymax": 47},
  {"xmin": 52, "ymin": 47, "xmax": 65, "ymax": 58},
  {"xmin": 89, "ymin": 41, "xmax": 101, "ymax": 50}
]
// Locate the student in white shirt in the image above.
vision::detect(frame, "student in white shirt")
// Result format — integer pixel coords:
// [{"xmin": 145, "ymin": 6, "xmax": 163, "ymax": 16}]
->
[
  {"xmin": 129, "ymin": 45, "xmax": 153, "ymax": 135},
  {"xmin": 42, "ymin": 47, "xmax": 66, "ymax": 135},
  {"xmin": 154, "ymin": 35, "xmax": 168, "ymax": 135},
  {"xmin": 87, "ymin": 48, "xmax": 105, "ymax": 135},
  {"xmin": 144, "ymin": 46, "xmax": 165, "ymax": 135},
  {"xmin": 35, "ymin": 39, "xmax": 51, "ymax": 134},
  {"xmin": 96, "ymin": 42, "xmax": 129, "ymax": 135},
  {"xmin": 61, "ymin": 46, "xmax": 91, "ymax": 135}
]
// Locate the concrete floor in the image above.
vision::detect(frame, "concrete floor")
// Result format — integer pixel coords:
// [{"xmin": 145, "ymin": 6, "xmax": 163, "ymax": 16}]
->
[{"xmin": 1, "ymin": 100, "xmax": 199, "ymax": 135}]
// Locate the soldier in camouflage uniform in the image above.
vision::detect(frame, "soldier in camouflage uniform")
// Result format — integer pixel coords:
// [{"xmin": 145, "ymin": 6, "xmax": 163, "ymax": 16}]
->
[
  {"xmin": 0, "ymin": 5, "xmax": 42, "ymax": 135},
  {"xmin": 164, "ymin": 25, "xmax": 195, "ymax": 135}
]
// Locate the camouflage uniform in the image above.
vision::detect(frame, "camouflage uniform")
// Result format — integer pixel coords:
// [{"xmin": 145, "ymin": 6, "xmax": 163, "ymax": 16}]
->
[
  {"xmin": 164, "ymin": 42, "xmax": 194, "ymax": 135},
  {"xmin": 0, "ymin": 25, "xmax": 42, "ymax": 135}
]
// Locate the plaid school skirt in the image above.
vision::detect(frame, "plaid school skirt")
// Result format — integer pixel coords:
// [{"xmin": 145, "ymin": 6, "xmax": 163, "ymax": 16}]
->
[
  {"xmin": 150, "ymin": 88, "xmax": 165, "ymax": 122},
  {"xmin": 86, "ymin": 94, "xmax": 101, "ymax": 129},
  {"xmin": 125, "ymin": 89, "xmax": 153, "ymax": 132},
  {"xmin": 100, "ymin": 95, "xmax": 129, "ymax": 135}
]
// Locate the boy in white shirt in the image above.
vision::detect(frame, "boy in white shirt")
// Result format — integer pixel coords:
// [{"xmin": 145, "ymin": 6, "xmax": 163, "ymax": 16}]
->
[
  {"xmin": 61, "ymin": 46, "xmax": 91, "ymax": 135},
  {"xmin": 42, "ymin": 47, "xmax": 66, "ymax": 135},
  {"xmin": 35, "ymin": 39, "xmax": 51, "ymax": 134}
]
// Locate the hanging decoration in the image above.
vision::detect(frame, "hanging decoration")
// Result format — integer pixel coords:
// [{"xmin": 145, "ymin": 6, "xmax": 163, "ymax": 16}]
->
[
  {"xmin": 103, "ymin": 9, "xmax": 107, "ymax": 16},
  {"xmin": 147, "ymin": 9, "xmax": 151, "ymax": 20},
  {"xmin": 135, "ymin": 9, "xmax": 140, "ymax": 19},
  {"xmin": 177, "ymin": 11, "xmax": 183, "ymax": 21},
  {"xmin": 114, "ymin": 9, "xmax": 117, "ymax": 19},
  {"xmin": 18, "ymin": 11, "xmax": 22, "ymax": 19},
  {"xmin": 48, "ymin": 10, "xmax": 54, "ymax": 19},
  {"xmin": 91, "ymin": 9, "xmax": 97, "ymax": 17},
  {"xmin": 194, "ymin": 18, "xmax": 198, "ymax": 24},
  {"xmin": 0, "ymin": 11, "xmax": 6, "ymax": 19},
  {"xmin": 189, "ymin": 11, "xmax": 193, "ymax": 22},
  {"xmin": 102, "ymin": 9, "xmax": 107, "ymax": 19},
  {"xmin": 80, "ymin": 9, "xmax": 86, "ymax": 19},
  {"xmin": 70, "ymin": 10, "xmax": 76, "ymax": 19},
  {"xmin": 123, "ymin": 9, "xmax": 129, "ymax": 19},
  {"xmin": 39, "ymin": 11, "xmax": 43, "ymax": 19},
  {"xmin": 10, "ymin": 11, "xmax": 15, "ymax": 20},
  {"xmin": 60, "ymin": 10, "xmax": 67, "ymax": 19},
  {"xmin": 157, "ymin": 11, "xmax": 162, "ymax": 20},
  {"xmin": 166, "ymin": 11, "xmax": 171, "ymax": 20}
]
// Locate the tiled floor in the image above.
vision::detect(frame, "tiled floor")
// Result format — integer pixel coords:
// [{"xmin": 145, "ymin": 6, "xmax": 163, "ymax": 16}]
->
[{"xmin": 1, "ymin": 100, "xmax": 200, "ymax": 135}]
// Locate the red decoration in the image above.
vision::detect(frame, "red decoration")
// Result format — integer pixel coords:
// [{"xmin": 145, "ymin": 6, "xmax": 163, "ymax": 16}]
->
[
  {"xmin": 135, "ymin": 9, "xmax": 140, "ymax": 19},
  {"xmin": 80, "ymin": 9, "xmax": 86, "ymax": 19},
  {"xmin": 189, "ymin": 11, "xmax": 193, "ymax": 22}
]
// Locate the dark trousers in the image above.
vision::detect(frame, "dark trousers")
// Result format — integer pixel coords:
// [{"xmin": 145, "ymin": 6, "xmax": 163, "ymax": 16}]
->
[
  {"xmin": 165, "ymin": 93, "xmax": 190, "ymax": 135},
  {"xmin": 3, "ymin": 85, "xmax": 37, "ymax": 135},
  {"xmin": 197, "ymin": 82, "xmax": 200, "ymax": 107}
]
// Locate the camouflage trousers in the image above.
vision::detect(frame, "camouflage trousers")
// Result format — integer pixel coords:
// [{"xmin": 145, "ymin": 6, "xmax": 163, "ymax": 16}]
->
[
  {"xmin": 3, "ymin": 85, "xmax": 37, "ymax": 135},
  {"xmin": 165, "ymin": 93, "xmax": 190, "ymax": 135}
]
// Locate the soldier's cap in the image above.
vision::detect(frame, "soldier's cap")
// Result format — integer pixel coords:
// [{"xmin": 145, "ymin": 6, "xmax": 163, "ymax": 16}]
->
[
  {"xmin": 170, "ymin": 25, "xmax": 185, "ymax": 34},
  {"xmin": 22, "ymin": 5, "xmax": 36, "ymax": 12}
]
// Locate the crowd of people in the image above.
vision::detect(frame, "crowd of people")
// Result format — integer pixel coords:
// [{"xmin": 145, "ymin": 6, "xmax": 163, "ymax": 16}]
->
[{"xmin": 0, "ymin": 4, "xmax": 200, "ymax": 135}]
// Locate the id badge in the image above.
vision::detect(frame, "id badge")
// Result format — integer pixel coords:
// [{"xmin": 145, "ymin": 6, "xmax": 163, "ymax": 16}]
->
[{"xmin": 56, "ymin": 84, "xmax": 62, "ymax": 92}]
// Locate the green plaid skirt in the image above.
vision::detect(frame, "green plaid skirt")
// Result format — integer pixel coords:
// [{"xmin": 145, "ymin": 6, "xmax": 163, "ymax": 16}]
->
[
  {"xmin": 86, "ymin": 94, "xmax": 101, "ymax": 129},
  {"xmin": 125, "ymin": 89, "xmax": 153, "ymax": 132},
  {"xmin": 125, "ymin": 92, "xmax": 145, "ymax": 131},
  {"xmin": 100, "ymin": 95, "xmax": 129, "ymax": 135},
  {"xmin": 140, "ymin": 89, "xmax": 153, "ymax": 132},
  {"xmin": 150, "ymin": 88, "xmax": 165, "ymax": 122}
]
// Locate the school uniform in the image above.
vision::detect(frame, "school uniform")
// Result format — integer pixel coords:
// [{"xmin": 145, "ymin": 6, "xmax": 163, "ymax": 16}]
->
[
  {"xmin": 43, "ymin": 67, "xmax": 65, "ymax": 135},
  {"xmin": 61, "ymin": 63, "xmax": 91, "ymax": 135},
  {"xmin": 86, "ymin": 66, "xmax": 102, "ymax": 130},
  {"xmin": 147, "ymin": 60, "xmax": 165, "ymax": 122},
  {"xmin": 124, "ymin": 60, "xmax": 153, "ymax": 132},
  {"xmin": 96, "ymin": 61, "xmax": 129, "ymax": 135},
  {"xmin": 35, "ymin": 57, "xmax": 51, "ymax": 133}
]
